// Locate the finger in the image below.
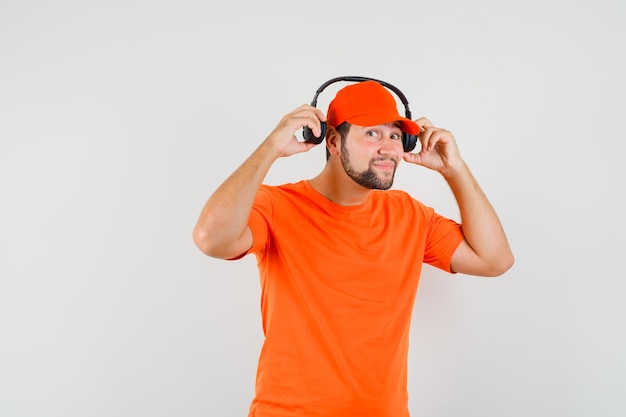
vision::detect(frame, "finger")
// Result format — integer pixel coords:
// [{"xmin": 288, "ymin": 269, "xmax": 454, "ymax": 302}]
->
[
  {"xmin": 302, "ymin": 113, "xmax": 323, "ymax": 138},
  {"xmin": 402, "ymin": 152, "xmax": 419, "ymax": 164},
  {"xmin": 289, "ymin": 135, "xmax": 318, "ymax": 154},
  {"xmin": 292, "ymin": 107, "xmax": 326, "ymax": 138},
  {"xmin": 403, "ymin": 151, "xmax": 427, "ymax": 167},
  {"xmin": 300, "ymin": 141, "xmax": 318, "ymax": 152},
  {"xmin": 422, "ymin": 127, "xmax": 451, "ymax": 152},
  {"xmin": 414, "ymin": 117, "xmax": 436, "ymax": 150},
  {"xmin": 314, "ymin": 107, "xmax": 326, "ymax": 123},
  {"xmin": 414, "ymin": 117, "xmax": 434, "ymax": 130},
  {"xmin": 418, "ymin": 126, "xmax": 435, "ymax": 153},
  {"xmin": 283, "ymin": 113, "xmax": 319, "ymax": 138}
]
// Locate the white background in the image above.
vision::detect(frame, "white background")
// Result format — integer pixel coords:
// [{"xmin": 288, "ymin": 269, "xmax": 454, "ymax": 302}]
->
[{"xmin": 1, "ymin": 0, "xmax": 625, "ymax": 416}]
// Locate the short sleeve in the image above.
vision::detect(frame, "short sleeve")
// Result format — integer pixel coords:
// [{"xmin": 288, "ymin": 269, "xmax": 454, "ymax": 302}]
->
[
  {"xmin": 244, "ymin": 185, "xmax": 274, "ymax": 257},
  {"xmin": 423, "ymin": 212, "xmax": 464, "ymax": 273}
]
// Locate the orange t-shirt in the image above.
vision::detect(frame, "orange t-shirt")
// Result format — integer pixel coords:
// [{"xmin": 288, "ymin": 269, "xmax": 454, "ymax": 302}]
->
[{"xmin": 244, "ymin": 180, "xmax": 464, "ymax": 417}]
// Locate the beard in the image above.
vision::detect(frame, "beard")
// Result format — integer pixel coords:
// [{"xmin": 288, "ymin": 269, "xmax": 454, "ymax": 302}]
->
[{"xmin": 340, "ymin": 140, "xmax": 398, "ymax": 190}]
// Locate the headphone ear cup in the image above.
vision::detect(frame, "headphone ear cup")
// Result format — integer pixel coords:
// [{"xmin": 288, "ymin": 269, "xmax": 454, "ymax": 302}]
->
[
  {"xmin": 303, "ymin": 122, "xmax": 327, "ymax": 144},
  {"xmin": 402, "ymin": 133, "xmax": 417, "ymax": 152}
]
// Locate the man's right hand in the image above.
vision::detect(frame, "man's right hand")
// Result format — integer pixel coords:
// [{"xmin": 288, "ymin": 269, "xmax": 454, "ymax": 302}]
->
[
  {"xmin": 193, "ymin": 104, "xmax": 326, "ymax": 259},
  {"xmin": 264, "ymin": 104, "xmax": 327, "ymax": 158}
]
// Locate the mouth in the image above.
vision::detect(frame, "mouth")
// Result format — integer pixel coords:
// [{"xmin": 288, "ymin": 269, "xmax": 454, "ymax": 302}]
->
[{"xmin": 372, "ymin": 159, "xmax": 397, "ymax": 171}]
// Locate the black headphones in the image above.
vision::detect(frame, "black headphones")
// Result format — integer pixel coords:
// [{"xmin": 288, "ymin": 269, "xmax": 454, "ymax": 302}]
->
[{"xmin": 302, "ymin": 76, "xmax": 419, "ymax": 152}]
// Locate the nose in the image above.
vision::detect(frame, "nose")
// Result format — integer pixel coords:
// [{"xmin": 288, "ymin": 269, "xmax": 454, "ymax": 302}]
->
[{"xmin": 378, "ymin": 135, "xmax": 402, "ymax": 155}]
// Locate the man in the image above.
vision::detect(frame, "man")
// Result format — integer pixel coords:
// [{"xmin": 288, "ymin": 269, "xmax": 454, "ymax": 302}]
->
[{"xmin": 193, "ymin": 79, "xmax": 514, "ymax": 417}]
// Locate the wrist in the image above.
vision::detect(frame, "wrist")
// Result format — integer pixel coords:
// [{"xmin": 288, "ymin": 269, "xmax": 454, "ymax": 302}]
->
[
  {"xmin": 258, "ymin": 137, "xmax": 284, "ymax": 161},
  {"xmin": 440, "ymin": 159, "xmax": 468, "ymax": 181}
]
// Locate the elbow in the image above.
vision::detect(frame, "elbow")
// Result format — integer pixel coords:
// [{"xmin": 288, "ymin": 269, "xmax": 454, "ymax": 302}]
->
[
  {"xmin": 192, "ymin": 225, "xmax": 221, "ymax": 258},
  {"xmin": 192, "ymin": 226, "xmax": 211, "ymax": 256},
  {"xmin": 486, "ymin": 252, "xmax": 515, "ymax": 277},
  {"xmin": 192, "ymin": 223, "xmax": 248, "ymax": 260}
]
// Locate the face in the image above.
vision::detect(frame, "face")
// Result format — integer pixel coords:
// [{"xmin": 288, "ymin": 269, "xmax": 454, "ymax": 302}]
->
[{"xmin": 339, "ymin": 123, "xmax": 404, "ymax": 190}]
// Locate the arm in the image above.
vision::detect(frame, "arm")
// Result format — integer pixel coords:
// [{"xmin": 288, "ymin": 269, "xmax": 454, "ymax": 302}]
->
[
  {"xmin": 403, "ymin": 118, "xmax": 514, "ymax": 277},
  {"xmin": 192, "ymin": 104, "xmax": 325, "ymax": 259}
]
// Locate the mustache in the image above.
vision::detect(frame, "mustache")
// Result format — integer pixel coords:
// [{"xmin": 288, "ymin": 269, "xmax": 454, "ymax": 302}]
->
[{"xmin": 370, "ymin": 157, "xmax": 398, "ymax": 166}]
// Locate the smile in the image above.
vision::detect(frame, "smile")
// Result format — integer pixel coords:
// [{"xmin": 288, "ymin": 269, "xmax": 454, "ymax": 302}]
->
[{"xmin": 372, "ymin": 160, "xmax": 397, "ymax": 170}]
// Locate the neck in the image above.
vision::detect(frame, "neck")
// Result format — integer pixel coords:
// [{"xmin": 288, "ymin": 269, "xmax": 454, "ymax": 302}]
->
[{"xmin": 309, "ymin": 159, "xmax": 372, "ymax": 206}]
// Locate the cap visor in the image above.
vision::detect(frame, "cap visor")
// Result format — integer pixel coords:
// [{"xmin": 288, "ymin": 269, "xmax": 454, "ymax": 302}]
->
[{"xmin": 348, "ymin": 112, "xmax": 421, "ymax": 135}]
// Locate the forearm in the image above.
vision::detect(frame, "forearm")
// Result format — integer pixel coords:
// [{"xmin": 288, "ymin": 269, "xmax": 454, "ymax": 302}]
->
[
  {"xmin": 193, "ymin": 104, "xmax": 324, "ymax": 258},
  {"xmin": 444, "ymin": 161, "xmax": 514, "ymax": 275},
  {"xmin": 193, "ymin": 140, "xmax": 280, "ymax": 258}
]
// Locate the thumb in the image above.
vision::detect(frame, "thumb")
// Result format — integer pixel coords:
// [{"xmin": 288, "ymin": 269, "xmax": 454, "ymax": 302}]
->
[
  {"xmin": 403, "ymin": 152, "xmax": 424, "ymax": 166},
  {"xmin": 292, "ymin": 140, "xmax": 317, "ymax": 155}
]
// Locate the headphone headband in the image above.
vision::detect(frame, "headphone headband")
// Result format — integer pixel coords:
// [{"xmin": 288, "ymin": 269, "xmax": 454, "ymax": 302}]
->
[
  {"xmin": 303, "ymin": 76, "xmax": 418, "ymax": 152},
  {"xmin": 309, "ymin": 76, "xmax": 412, "ymax": 120}
]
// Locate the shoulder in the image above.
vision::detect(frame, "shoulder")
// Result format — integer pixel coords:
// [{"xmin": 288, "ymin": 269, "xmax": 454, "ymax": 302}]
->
[
  {"xmin": 255, "ymin": 181, "xmax": 313, "ymax": 211},
  {"xmin": 258, "ymin": 180, "xmax": 309, "ymax": 200}
]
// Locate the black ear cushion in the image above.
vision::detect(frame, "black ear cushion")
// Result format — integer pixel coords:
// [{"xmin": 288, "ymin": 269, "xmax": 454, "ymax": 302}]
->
[
  {"xmin": 403, "ymin": 133, "xmax": 417, "ymax": 152},
  {"xmin": 303, "ymin": 122, "xmax": 327, "ymax": 144}
]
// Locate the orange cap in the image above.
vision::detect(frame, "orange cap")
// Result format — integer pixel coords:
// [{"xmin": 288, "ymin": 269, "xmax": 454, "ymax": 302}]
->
[{"xmin": 326, "ymin": 81, "xmax": 420, "ymax": 135}]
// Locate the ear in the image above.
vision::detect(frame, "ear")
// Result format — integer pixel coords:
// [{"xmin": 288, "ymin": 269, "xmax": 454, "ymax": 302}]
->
[{"xmin": 325, "ymin": 127, "xmax": 340, "ymax": 156}]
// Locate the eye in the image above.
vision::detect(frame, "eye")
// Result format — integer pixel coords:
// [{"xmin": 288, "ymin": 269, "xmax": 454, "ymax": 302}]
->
[
  {"xmin": 390, "ymin": 132, "xmax": 401, "ymax": 141},
  {"xmin": 366, "ymin": 130, "xmax": 379, "ymax": 141}
]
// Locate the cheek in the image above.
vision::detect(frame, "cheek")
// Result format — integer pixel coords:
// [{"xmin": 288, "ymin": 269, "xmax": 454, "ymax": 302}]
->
[{"xmin": 346, "ymin": 143, "xmax": 371, "ymax": 162}]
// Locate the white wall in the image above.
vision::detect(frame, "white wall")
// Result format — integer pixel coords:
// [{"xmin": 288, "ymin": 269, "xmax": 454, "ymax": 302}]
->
[{"xmin": 1, "ymin": 1, "xmax": 624, "ymax": 416}]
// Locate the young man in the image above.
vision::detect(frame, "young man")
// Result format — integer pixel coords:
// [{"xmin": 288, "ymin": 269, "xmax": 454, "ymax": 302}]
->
[{"xmin": 193, "ymin": 79, "xmax": 514, "ymax": 417}]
